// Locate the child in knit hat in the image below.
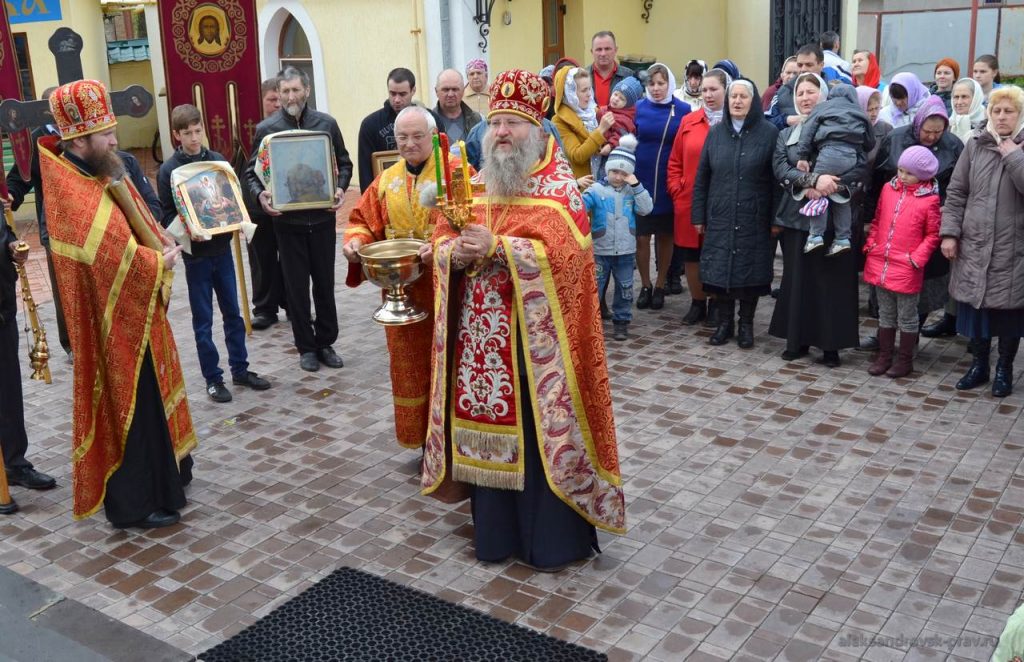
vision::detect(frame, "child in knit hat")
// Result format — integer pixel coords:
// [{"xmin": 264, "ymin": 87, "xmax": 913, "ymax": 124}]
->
[
  {"xmin": 583, "ymin": 134, "xmax": 652, "ymax": 341},
  {"xmin": 863, "ymin": 145, "xmax": 941, "ymax": 379},
  {"xmin": 597, "ymin": 77, "xmax": 643, "ymax": 151}
]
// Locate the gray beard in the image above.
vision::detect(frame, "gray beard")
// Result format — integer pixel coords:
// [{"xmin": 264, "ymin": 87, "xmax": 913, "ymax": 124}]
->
[
  {"xmin": 285, "ymin": 102, "xmax": 305, "ymax": 118},
  {"xmin": 481, "ymin": 127, "xmax": 546, "ymax": 198}
]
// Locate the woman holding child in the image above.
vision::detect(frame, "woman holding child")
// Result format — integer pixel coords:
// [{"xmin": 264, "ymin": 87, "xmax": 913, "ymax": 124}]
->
[
  {"xmin": 552, "ymin": 66, "xmax": 615, "ymax": 178},
  {"xmin": 690, "ymin": 78, "xmax": 777, "ymax": 349},
  {"xmin": 768, "ymin": 73, "xmax": 860, "ymax": 367}
]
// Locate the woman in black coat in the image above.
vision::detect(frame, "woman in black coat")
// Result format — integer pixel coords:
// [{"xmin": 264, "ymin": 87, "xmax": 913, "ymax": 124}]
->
[
  {"xmin": 768, "ymin": 72, "xmax": 861, "ymax": 367},
  {"xmin": 691, "ymin": 78, "xmax": 779, "ymax": 348}
]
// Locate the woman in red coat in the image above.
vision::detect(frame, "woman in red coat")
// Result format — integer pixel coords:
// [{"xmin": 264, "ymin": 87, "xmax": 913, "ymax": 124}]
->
[{"xmin": 667, "ymin": 68, "xmax": 730, "ymax": 325}]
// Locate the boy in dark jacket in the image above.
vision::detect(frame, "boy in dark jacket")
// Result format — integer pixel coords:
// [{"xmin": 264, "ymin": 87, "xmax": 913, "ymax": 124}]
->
[
  {"xmin": 158, "ymin": 104, "xmax": 271, "ymax": 402},
  {"xmin": 795, "ymin": 84, "xmax": 875, "ymax": 256}
]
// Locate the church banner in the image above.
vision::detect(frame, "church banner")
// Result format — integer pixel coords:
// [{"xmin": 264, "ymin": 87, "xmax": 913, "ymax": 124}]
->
[
  {"xmin": 0, "ymin": 2, "xmax": 31, "ymax": 180},
  {"xmin": 158, "ymin": 0, "xmax": 262, "ymax": 162}
]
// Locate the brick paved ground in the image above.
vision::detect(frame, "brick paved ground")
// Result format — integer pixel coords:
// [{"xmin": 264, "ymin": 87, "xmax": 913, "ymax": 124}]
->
[{"xmin": 2, "ymin": 174, "xmax": 1022, "ymax": 660}]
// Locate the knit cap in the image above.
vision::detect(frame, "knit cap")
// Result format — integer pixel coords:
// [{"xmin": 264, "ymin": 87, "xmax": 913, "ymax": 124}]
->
[
  {"xmin": 611, "ymin": 77, "xmax": 643, "ymax": 108},
  {"xmin": 898, "ymin": 145, "xmax": 939, "ymax": 181},
  {"xmin": 605, "ymin": 133, "xmax": 638, "ymax": 175}
]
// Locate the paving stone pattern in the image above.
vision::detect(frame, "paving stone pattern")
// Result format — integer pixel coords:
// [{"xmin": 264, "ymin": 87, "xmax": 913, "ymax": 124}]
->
[{"xmin": 3, "ymin": 168, "xmax": 1022, "ymax": 660}]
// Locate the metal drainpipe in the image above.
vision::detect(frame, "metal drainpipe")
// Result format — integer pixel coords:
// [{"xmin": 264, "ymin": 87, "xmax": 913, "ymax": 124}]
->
[{"xmin": 440, "ymin": 0, "xmax": 452, "ymax": 70}]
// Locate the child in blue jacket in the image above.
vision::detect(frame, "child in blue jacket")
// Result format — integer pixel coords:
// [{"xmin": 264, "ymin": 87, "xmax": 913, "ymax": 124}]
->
[{"xmin": 583, "ymin": 134, "xmax": 653, "ymax": 341}]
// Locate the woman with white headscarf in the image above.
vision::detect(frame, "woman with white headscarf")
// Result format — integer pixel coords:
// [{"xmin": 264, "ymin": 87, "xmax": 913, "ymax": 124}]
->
[
  {"xmin": 634, "ymin": 62, "xmax": 691, "ymax": 310},
  {"xmin": 949, "ymin": 77, "xmax": 987, "ymax": 143},
  {"xmin": 769, "ymin": 72, "xmax": 861, "ymax": 367},
  {"xmin": 552, "ymin": 66, "xmax": 616, "ymax": 179},
  {"xmin": 690, "ymin": 77, "xmax": 778, "ymax": 349}
]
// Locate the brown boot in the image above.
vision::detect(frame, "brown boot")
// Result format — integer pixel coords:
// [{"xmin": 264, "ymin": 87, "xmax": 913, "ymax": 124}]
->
[
  {"xmin": 868, "ymin": 327, "xmax": 896, "ymax": 375},
  {"xmin": 886, "ymin": 331, "xmax": 917, "ymax": 378}
]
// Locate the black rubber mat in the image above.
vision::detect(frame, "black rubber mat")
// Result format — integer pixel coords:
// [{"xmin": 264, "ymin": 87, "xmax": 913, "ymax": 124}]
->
[{"xmin": 198, "ymin": 566, "xmax": 607, "ymax": 662}]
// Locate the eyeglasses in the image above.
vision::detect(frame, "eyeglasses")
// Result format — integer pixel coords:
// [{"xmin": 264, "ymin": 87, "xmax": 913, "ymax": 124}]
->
[
  {"xmin": 487, "ymin": 118, "xmax": 530, "ymax": 130},
  {"xmin": 395, "ymin": 132, "xmax": 428, "ymax": 144}
]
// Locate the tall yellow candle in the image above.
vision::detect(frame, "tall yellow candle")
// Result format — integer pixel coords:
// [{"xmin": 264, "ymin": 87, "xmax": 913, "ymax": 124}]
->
[{"xmin": 458, "ymin": 141, "xmax": 471, "ymax": 201}]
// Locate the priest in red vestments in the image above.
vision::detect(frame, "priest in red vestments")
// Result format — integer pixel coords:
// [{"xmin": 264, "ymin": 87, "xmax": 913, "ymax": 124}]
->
[
  {"xmin": 40, "ymin": 80, "xmax": 197, "ymax": 528},
  {"xmin": 420, "ymin": 69, "xmax": 626, "ymax": 570},
  {"xmin": 343, "ymin": 106, "xmax": 438, "ymax": 449}
]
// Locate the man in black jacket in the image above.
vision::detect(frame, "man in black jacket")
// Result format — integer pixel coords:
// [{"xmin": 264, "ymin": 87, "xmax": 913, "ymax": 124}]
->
[
  {"xmin": 357, "ymin": 68, "xmax": 417, "ymax": 193},
  {"xmin": 0, "ymin": 219, "xmax": 57, "ymax": 505},
  {"xmin": 433, "ymin": 69, "xmax": 482, "ymax": 142},
  {"xmin": 245, "ymin": 67, "xmax": 353, "ymax": 372}
]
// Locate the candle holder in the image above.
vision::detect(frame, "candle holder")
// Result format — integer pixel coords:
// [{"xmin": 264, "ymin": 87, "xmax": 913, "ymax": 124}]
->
[{"xmin": 437, "ymin": 168, "xmax": 474, "ymax": 232}]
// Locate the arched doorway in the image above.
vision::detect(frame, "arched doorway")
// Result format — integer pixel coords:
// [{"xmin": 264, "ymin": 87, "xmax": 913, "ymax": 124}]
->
[{"xmin": 258, "ymin": 2, "xmax": 328, "ymax": 110}]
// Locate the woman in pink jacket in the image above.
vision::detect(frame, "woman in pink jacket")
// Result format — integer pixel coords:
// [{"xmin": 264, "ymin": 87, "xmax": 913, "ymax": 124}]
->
[{"xmin": 864, "ymin": 145, "xmax": 942, "ymax": 378}]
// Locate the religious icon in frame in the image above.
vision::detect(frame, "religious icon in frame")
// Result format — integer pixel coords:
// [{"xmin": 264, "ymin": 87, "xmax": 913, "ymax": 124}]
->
[
  {"xmin": 260, "ymin": 131, "xmax": 337, "ymax": 212},
  {"xmin": 371, "ymin": 150, "xmax": 401, "ymax": 178},
  {"xmin": 189, "ymin": 4, "xmax": 230, "ymax": 57},
  {"xmin": 171, "ymin": 160, "xmax": 249, "ymax": 237}
]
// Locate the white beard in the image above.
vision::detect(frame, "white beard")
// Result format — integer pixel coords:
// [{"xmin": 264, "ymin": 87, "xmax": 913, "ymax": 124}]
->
[{"xmin": 481, "ymin": 127, "xmax": 546, "ymax": 198}]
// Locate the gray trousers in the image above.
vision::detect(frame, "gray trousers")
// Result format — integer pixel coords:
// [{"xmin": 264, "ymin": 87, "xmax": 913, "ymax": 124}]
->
[
  {"xmin": 808, "ymin": 143, "xmax": 859, "ymax": 241},
  {"xmin": 877, "ymin": 287, "xmax": 920, "ymax": 333}
]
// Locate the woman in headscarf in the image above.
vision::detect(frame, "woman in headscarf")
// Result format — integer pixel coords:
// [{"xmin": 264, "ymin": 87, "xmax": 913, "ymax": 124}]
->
[
  {"xmin": 674, "ymin": 59, "xmax": 706, "ymax": 109},
  {"xmin": 768, "ymin": 72, "xmax": 861, "ymax": 367},
  {"xmin": 872, "ymin": 95, "xmax": 964, "ymax": 338},
  {"xmin": 634, "ymin": 62, "xmax": 691, "ymax": 310},
  {"xmin": 691, "ymin": 78, "xmax": 778, "ymax": 349},
  {"xmin": 880, "ymin": 72, "xmax": 931, "ymax": 128},
  {"xmin": 551, "ymin": 66, "xmax": 615, "ymax": 178},
  {"xmin": 930, "ymin": 58, "xmax": 960, "ymax": 115},
  {"xmin": 667, "ymin": 68, "xmax": 730, "ymax": 326},
  {"xmin": 851, "ymin": 50, "xmax": 884, "ymax": 91},
  {"xmin": 940, "ymin": 85, "xmax": 1024, "ymax": 397},
  {"xmin": 949, "ymin": 78, "xmax": 986, "ymax": 143}
]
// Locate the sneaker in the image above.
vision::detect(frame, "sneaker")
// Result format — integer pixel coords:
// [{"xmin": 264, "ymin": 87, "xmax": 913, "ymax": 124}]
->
[
  {"xmin": 232, "ymin": 371, "xmax": 271, "ymax": 390},
  {"xmin": 804, "ymin": 236, "xmax": 825, "ymax": 253},
  {"xmin": 827, "ymin": 238, "xmax": 851, "ymax": 256},
  {"xmin": 613, "ymin": 321, "xmax": 628, "ymax": 341},
  {"xmin": 207, "ymin": 382, "xmax": 232, "ymax": 403}
]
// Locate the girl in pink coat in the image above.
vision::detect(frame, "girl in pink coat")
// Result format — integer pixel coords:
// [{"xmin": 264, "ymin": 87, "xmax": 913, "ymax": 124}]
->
[{"xmin": 864, "ymin": 145, "xmax": 942, "ymax": 377}]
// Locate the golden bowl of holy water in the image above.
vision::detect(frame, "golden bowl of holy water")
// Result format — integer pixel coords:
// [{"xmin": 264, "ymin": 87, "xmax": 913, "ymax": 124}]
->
[{"xmin": 358, "ymin": 238, "xmax": 428, "ymax": 326}]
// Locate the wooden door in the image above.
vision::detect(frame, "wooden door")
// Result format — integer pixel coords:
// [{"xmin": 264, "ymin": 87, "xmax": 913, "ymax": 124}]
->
[{"xmin": 542, "ymin": 0, "xmax": 565, "ymax": 66}]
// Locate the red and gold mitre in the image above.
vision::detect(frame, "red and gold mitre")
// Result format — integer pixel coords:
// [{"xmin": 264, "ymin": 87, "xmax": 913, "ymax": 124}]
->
[
  {"xmin": 487, "ymin": 69, "xmax": 550, "ymax": 126},
  {"xmin": 48, "ymin": 79, "xmax": 118, "ymax": 140}
]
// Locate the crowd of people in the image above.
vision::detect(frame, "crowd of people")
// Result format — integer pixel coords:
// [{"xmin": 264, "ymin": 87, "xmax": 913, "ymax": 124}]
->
[{"xmin": 2, "ymin": 28, "xmax": 1023, "ymax": 576}]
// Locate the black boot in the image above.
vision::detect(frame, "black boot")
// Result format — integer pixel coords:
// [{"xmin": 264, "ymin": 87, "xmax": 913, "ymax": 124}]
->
[
  {"xmin": 992, "ymin": 336, "xmax": 1020, "ymax": 398},
  {"xmin": 956, "ymin": 338, "xmax": 991, "ymax": 390},
  {"xmin": 921, "ymin": 313, "xmax": 958, "ymax": 338},
  {"xmin": 703, "ymin": 298, "xmax": 720, "ymax": 328},
  {"xmin": 708, "ymin": 299, "xmax": 735, "ymax": 346},
  {"xmin": 736, "ymin": 298, "xmax": 756, "ymax": 349},
  {"xmin": 681, "ymin": 299, "xmax": 707, "ymax": 326}
]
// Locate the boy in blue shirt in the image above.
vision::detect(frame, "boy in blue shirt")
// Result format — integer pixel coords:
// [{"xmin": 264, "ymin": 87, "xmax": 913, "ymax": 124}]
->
[
  {"xmin": 582, "ymin": 134, "xmax": 652, "ymax": 341},
  {"xmin": 157, "ymin": 105, "xmax": 271, "ymax": 402}
]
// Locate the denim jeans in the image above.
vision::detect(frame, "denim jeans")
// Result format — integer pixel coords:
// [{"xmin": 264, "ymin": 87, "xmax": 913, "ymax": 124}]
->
[
  {"xmin": 183, "ymin": 251, "xmax": 248, "ymax": 384},
  {"xmin": 595, "ymin": 254, "xmax": 635, "ymax": 322}
]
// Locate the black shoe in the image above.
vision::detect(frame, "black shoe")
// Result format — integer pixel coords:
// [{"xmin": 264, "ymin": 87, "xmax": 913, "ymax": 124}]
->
[
  {"xmin": 317, "ymin": 346, "xmax": 344, "ymax": 368},
  {"xmin": 815, "ymin": 351, "xmax": 841, "ymax": 368},
  {"xmin": 232, "ymin": 371, "xmax": 271, "ymax": 390},
  {"xmin": 857, "ymin": 334, "xmax": 879, "ymax": 351},
  {"xmin": 668, "ymin": 278, "xmax": 684, "ymax": 295},
  {"xmin": 206, "ymin": 382, "xmax": 232, "ymax": 403},
  {"xmin": 251, "ymin": 313, "xmax": 278, "ymax": 330},
  {"xmin": 770, "ymin": 287, "xmax": 780, "ymax": 300},
  {"xmin": 300, "ymin": 352, "xmax": 320, "ymax": 372},
  {"xmin": 956, "ymin": 339, "xmax": 991, "ymax": 390},
  {"xmin": 681, "ymin": 300, "xmax": 707, "ymax": 326},
  {"xmin": 600, "ymin": 300, "xmax": 611, "ymax": 321},
  {"xmin": 992, "ymin": 337, "xmax": 1019, "ymax": 397},
  {"xmin": 613, "ymin": 321, "xmax": 628, "ymax": 341},
  {"xmin": 114, "ymin": 509, "xmax": 180, "ymax": 530},
  {"xmin": 781, "ymin": 346, "xmax": 809, "ymax": 361},
  {"xmin": 921, "ymin": 313, "xmax": 957, "ymax": 338},
  {"xmin": 5, "ymin": 467, "xmax": 56, "ymax": 490},
  {"xmin": 650, "ymin": 287, "xmax": 666, "ymax": 310},
  {"xmin": 0, "ymin": 498, "xmax": 18, "ymax": 514},
  {"xmin": 636, "ymin": 286, "xmax": 652, "ymax": 309}
]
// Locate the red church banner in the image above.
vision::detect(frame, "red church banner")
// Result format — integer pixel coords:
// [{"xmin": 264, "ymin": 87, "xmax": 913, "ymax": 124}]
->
[
  {"xmin": 158, "ymin": 0, "xmax": 262, "ymax": 161},
  {"xmin": 0, "ymin": 2, "xmax": 33, "ymax": 181}
]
